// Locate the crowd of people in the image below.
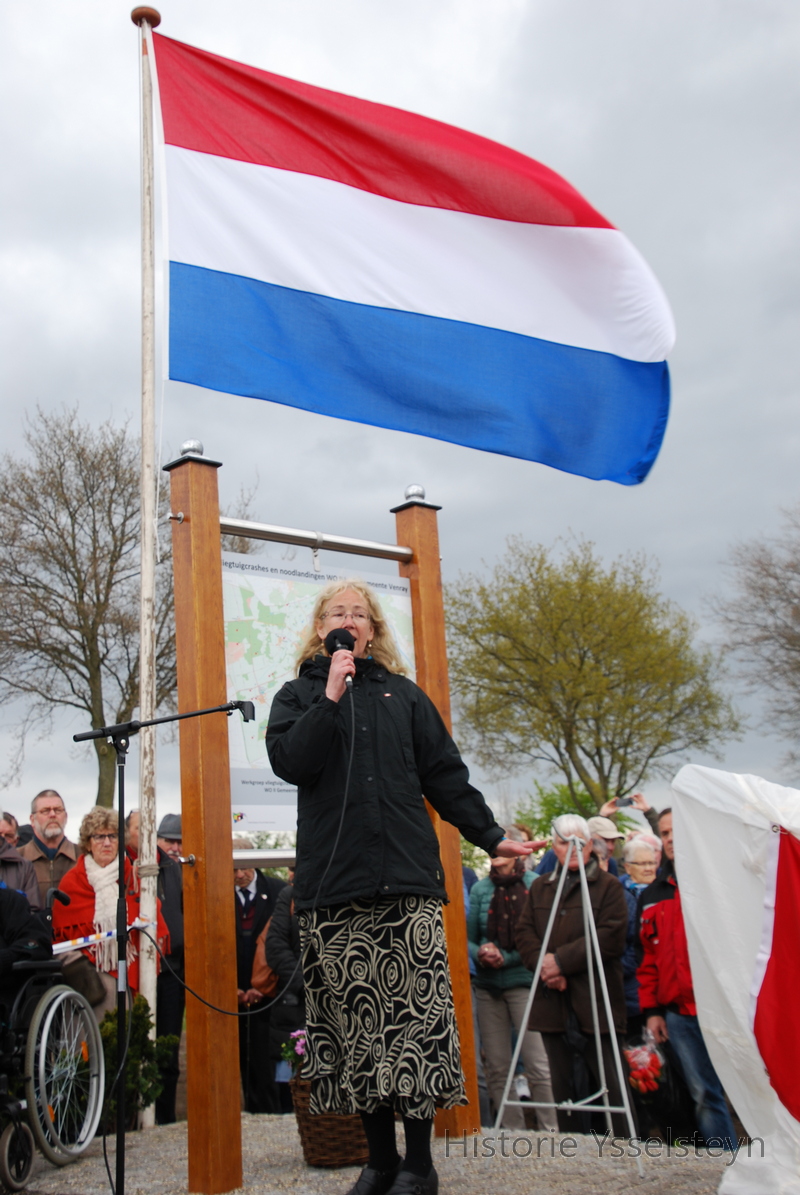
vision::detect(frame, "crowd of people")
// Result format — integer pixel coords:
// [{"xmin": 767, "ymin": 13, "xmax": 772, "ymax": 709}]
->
[
  {"xmin": 222, "ymin": 781, "xmax": 740, "ymax": 1155},
  {"xmin": 464, "ymin": 801, "xmax": 739, "ymax": 1150},
  {"xmin": 0, "ymin": 581, "xmax": 740, "ymax": 1187},
  {"xmin": 0, "ymin": 790, "xmax": 179, "ymax": 1122},
  {"xmin": 0, "ymin": 781, "xmax": 739, "ymax": 1159}
]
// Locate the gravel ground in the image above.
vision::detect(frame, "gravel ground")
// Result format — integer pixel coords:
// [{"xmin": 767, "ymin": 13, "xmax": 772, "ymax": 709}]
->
[{"xmin": 23, "ymin": 1118, "xmax": 730, "ymax": 1195}]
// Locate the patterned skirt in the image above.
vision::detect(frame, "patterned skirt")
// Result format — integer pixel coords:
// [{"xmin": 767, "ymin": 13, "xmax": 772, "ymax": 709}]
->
[{"xmin": 297, "ymin": 894, "xmax": 466, "ymax": 1119}]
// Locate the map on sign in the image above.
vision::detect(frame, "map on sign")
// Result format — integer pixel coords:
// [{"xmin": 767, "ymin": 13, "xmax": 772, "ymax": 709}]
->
[{"xmin": 223, "ymin": 549, "xmax": 415, "ymax": 831}]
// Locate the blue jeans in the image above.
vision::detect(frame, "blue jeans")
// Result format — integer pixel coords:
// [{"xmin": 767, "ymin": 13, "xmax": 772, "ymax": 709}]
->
[{"xmin": 665, "ymin": 1011, "xmax": 737, "ymax": 1150}]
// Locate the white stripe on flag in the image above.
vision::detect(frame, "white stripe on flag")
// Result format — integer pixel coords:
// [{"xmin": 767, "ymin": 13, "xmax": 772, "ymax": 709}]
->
[{"xmin": 165, "ymin": 146, "xmax": 674, "ymax": 363}]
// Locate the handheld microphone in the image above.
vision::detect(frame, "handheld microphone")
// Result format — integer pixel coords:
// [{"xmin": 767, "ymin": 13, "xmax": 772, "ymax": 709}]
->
[{"xmin": 324, "ymin": 628, "xmax": 356, "ymax": 689}]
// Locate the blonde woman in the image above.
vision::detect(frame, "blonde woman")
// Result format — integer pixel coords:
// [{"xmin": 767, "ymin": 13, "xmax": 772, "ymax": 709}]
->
[{"xmin": 267, "ymin": 580, "xmax": 531, "ymax": 1195}]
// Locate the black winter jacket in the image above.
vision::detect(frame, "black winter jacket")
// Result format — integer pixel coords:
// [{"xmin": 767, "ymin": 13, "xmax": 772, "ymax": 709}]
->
[
  {"xmin": 265, "ymin": 885, "xmax": 303, "ymax": 1000},
  {"xmin": 157, "ymin": 849, "xmax": 184, "ymax": 964},
  {"xmin": 265, "ymin": 885, "xmax": 304, "ymax": 1059},
  {"xmin": 0, "ymin": 887, "xmax": 52, "ymax": 1006},
  {"xmin": 266, "ymin": 656, "xmax": 504, "ymax": 910}
]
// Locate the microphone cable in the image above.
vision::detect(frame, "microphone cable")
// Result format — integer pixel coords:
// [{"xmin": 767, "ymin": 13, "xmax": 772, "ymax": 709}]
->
[{"xmin": 139, "ymin": 681, "xmax": 357, "ymax": 1020}]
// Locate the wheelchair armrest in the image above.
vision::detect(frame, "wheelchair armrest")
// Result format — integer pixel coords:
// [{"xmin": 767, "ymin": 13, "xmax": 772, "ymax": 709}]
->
[{"xmin": 11, "ymin": 959, "xmax": 63, "ymax": 973}]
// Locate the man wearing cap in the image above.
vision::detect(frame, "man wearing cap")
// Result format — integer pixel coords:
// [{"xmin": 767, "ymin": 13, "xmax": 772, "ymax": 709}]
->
[
  {"xmin": 587, "ymin": 816, "xmax": 625, "ymax": 873},
  {"xmin": 20, "ymin": 790, "xmax": 79, "ymax": 909},
  {"xmin": 157, "ymin": 814, "xmax": 183, "ymax": 861},
  {"xmin": 126, "ymin": 810, "xmax": 185, "ymax": 1124}
]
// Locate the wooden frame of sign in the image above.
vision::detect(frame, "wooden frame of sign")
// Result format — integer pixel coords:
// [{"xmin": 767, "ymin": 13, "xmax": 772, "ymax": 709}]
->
[{"xmin": 166, "ymin": 456, "xmax": 480, "ymax": 1193}]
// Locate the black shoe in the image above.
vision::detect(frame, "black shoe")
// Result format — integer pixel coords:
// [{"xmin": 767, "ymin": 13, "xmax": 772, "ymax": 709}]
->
[
  {"xmin": 344, "ymin": 1163, "xmax": 402, "ymax": 1195},
  {"xmin": 385, "ymin": 1168, "xmax": 438, "ymax": 1195}
]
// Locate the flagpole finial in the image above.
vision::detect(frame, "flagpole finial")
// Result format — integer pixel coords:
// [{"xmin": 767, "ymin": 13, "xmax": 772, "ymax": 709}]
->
[{"xmin": 131, "ymin": 6, "xmax": 161, "ymax": 27}]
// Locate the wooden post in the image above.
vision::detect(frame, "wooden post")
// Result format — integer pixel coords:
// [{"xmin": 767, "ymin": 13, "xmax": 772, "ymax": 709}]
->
[
  {"xmin": 392, "ymin": 488, "xmax": 481, "ymax": 1138},
  {"xmin": 165, "ymin": 443, "xmax": 243, "ymax": 1194}
]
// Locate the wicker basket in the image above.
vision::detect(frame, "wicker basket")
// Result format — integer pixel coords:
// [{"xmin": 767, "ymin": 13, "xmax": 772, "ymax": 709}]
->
[{"xmin": 289, "ymin": 1076, "xmax": 369, "ymax": 1169}]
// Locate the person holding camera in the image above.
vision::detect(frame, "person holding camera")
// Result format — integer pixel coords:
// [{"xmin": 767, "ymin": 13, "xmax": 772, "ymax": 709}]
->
[{"xmin": 598, "ymin": 792, "xmax": 661, "ymax": 835}]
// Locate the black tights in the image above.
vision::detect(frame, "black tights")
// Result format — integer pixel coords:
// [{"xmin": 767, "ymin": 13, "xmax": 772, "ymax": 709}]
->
[{"xmin": 359, "ymin": 1106, "xmax": 433, "ymax": 1177}]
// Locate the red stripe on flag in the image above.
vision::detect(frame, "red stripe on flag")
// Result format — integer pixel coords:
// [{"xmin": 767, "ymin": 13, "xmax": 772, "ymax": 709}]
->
[
  {"xmin": 753, "ymin": 828, "xmax": 800, "ymax": 1122},
  {"xmin": 152, "ymin": 32, "xmax": 612, "ymax": 230}
]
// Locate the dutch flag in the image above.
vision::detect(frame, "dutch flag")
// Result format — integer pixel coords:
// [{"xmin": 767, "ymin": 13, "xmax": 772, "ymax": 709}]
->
[{"xmin": 151, "ymin": 32, "xmax": 675, "ymax": 485}]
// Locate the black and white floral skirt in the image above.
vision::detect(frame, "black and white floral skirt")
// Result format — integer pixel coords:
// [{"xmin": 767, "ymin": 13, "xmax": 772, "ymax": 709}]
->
[{"xmin": 297, "ymin": 894, "xmax": 466, "ymax": 1119}]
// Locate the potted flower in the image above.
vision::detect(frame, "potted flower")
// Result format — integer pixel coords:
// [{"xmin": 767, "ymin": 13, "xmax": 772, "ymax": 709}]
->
[
  {"xmin": 283, "ymin": 1029, "xmax": 368, "ymax": 1169},
  {"xmin": 281, "ymin": 1029, "xmax": 307, "ymax": 1075}
]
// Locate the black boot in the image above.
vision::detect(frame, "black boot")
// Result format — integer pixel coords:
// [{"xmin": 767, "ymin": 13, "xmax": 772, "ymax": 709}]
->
[
  {"xmin": 385, "ymin": 1167, "xmax": 439, "ymax": 1195},
  {"xmin": 344, "ymin": 1163, "xmax": 402, "ymax": 1195}
]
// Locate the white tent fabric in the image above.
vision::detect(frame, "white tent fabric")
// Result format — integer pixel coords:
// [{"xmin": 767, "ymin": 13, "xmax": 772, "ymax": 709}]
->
[{"xmin": 671, "ymin": 764, "xmax": 800, "ymax": 1194}]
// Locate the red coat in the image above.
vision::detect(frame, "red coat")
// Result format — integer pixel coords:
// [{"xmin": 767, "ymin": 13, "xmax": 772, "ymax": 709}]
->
[
  {"xmin": 636, "ymin": 873, "xmax": 696, "ymax": 1017},
  {"xmin": 52, "ymin": 854, "xmax": 170, "ymax": 994}
]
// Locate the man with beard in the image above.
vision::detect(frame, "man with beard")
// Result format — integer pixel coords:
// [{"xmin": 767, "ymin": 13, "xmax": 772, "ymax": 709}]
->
[{"xmin": 20, "ymin": 789, "xmax": 78, "ymax": 909}]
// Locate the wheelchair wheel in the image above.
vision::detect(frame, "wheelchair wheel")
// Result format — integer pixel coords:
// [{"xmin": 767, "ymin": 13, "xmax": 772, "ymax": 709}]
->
[
  {"xmin": 23, "ymin": 984, "xmax": 104, "ymax": 1166},
  {"xmin": 0, "ymin": 1122, "xmax": 34, "ymax": 1191}
]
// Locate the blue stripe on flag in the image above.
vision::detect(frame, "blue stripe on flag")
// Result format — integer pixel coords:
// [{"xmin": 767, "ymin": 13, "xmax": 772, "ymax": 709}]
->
[{"xmin": 169, "ymin": 262, "xmax": 670, "ymax": 484}]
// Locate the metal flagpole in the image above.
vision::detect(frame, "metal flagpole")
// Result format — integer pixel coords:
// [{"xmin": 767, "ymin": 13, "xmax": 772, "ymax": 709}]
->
[{"xmin": 131, "ymin": 5, "xmax": 162, "ymax": 1129}]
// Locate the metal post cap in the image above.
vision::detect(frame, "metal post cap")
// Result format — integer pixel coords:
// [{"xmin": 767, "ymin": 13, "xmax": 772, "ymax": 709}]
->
[
  {"xmin": 131, "ymin": 7, "xmax": 162, "ymax": 26},
  {"xmin": 389, "ymin": 483, "xmax": 441, "ymax": 514},
  {"xmin": 180, "ymin": 439, "xmax": 204, "ymax": 457}
]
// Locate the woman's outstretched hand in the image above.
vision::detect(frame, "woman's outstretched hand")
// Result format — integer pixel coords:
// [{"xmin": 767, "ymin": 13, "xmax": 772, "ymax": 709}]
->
[
  {"xmin": 325, "ymin": 649, "xmax": 356, "ymax": 701},
  {"xmin": 493, "ymin": 837, "xmax": 549, "ymax": 857}
]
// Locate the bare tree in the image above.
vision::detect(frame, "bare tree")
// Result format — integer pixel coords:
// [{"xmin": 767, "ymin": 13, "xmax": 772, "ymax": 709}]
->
[
  {"xmin": 715, "ymin": 507, "xmax": 800, "ymax": 750},
  {"xmin": 0, "ymin": 409, "xmax": 176, "ymax": 805}
]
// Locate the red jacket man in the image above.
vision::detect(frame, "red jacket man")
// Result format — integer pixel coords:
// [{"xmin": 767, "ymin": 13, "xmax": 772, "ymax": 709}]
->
[{"xmin": 636, "ymin": 809, "xmax": 737, "ymax": 1150}]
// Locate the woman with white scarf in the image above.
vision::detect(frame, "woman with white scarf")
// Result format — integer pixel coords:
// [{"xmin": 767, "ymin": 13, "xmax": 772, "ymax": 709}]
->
[{"xmin": 53, "ymin": 806, "xmax": 169, "ymax": 1021}]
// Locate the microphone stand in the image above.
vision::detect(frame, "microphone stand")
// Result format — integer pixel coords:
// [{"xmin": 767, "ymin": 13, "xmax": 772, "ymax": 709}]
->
[{"xmin": 73, "ymin": 699, "xmax": 255, "ymax": 1195}]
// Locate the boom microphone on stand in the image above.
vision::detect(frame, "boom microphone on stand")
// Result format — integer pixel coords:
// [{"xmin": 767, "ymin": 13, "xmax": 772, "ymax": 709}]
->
[{"xmin": 324, "ymin": 627, "xmax": 356, "ymax": 688}]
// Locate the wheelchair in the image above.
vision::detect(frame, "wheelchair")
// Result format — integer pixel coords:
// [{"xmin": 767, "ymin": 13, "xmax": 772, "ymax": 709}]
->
[{"xmin": 0, "ymin": 903, "xmax": 105, "ymax": 1190}]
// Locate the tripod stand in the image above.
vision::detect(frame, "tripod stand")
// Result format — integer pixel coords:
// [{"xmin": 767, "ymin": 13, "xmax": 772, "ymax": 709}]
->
[
  {"xmin": 73, "ymin": 698, "xmax": 255, "ymax": 1195},
  {"xmin": 492, "ymin": 836, "xmax": 643, "ymax": 1178}
]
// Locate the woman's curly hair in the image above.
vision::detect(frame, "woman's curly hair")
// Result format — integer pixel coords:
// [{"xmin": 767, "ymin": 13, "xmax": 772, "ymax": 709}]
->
[
  {"xmin": 294, "ymin": 579, "xmax": 407, "ymax": 675},
  {"xmin": 78, "ymin": 806, "xmax": 119, "ymax": 855}
]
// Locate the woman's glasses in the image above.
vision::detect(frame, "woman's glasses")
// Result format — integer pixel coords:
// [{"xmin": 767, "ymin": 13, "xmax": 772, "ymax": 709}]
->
[
  {"xmin": 90, "ymin": 833, "xmax": 119, "ymax": 843},
  {"xmin": 321, "ymin": 609, "xmax": 371, "ymax": 623}
]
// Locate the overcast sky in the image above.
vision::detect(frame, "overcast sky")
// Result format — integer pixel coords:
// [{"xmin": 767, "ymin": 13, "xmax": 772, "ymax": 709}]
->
[{"xmin": 1, "ymin": 1, "xmax": 798, "ymax": 831}]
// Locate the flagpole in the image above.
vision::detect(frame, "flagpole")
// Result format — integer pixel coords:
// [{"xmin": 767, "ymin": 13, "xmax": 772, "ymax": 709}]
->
[{"xmin": 132, "ymin": 5, "xmax": 161, "ymax": 1133}]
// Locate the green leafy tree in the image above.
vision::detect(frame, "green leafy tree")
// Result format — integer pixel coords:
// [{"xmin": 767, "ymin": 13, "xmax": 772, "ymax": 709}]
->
[
  {"xmin": 251, "ymin": 830, "xmax": 297, "ymax": 880},
  {"xmin": 514, "ymin": 781, "xmax": 595, "ymax": 837},
  {"xmin": 459, "ymin": 836, "xmax": 490, "ymax": 879},
  {"xmin": 446, "ymin": 538, "xmax": 740, "ymax": 809},
  {"xmin": 514, "ymin": 780, "xmax": 638, "ymax": 840}
]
